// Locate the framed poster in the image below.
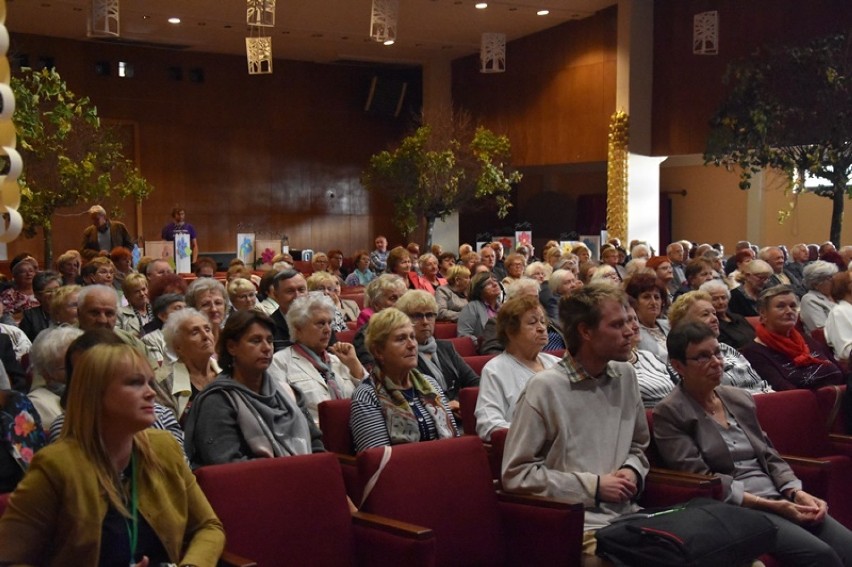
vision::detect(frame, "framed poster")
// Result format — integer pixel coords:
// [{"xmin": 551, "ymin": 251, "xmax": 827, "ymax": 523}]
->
[
  {"xmin": 237, "ymin": 233, "xmax": 256, "ymax": 265},
  {"xmin": 493, "ymin": 236, "xmax": 515, "ymax": 253},
  {"xmin": 515, "ymin": 231, "xmax": 532, "ymax": 251},
  {"xmin": 174, "ymin": 231, "xmax": 192, "ymax": 274},
  {"xmin": 580, "ymin": 235, "xmax": 601, "ymax": 261},
  {"xmin": 256, "ymin": 239, "xmax": 283, "ymax": 269},
  {"xmin": 145, "ymin": 240, "xmax": 175, "ymax": 268}
]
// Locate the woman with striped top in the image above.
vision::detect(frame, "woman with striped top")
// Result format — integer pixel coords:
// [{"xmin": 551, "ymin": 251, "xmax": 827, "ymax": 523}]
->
[{"xmin": 350, "ymin": 308, "xmax": 459, "ymax": 452}]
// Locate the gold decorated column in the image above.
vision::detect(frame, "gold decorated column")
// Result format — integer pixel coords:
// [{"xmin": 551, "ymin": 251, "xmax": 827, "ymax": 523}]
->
[{"xmin": 606, "ymin": 110, "xmax": 629, "ymax": 244}]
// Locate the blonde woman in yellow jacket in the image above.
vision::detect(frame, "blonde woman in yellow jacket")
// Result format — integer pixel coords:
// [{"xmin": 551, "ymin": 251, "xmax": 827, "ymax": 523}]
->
[{"xmin": 0, "ymin": 343, "xmax": 224, "ymax": 567}]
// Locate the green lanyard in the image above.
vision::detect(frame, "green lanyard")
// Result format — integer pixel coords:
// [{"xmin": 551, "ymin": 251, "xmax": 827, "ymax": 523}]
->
[{"xmin": 124, "ymin": 450, "xmax": 139, "ymax": 565}]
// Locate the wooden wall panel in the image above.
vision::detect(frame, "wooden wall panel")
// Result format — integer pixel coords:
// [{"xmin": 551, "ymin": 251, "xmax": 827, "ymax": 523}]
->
[
  {"xmin": 652, "ymin": 0, "xmax": 852, "ymax": 156},
  {"xmin": 452, "ymin": 7, "xmax": 617, "ymax": 167},
  {"xmin": 7, "ymin": 33, "xmax": 419, "ymax": 264}
]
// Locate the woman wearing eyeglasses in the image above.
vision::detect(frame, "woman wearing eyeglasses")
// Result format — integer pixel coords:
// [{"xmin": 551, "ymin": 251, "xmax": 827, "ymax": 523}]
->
[
  {"xmin": 395, "ymin": 291, "xmax": 479, "ymax": 418},
  {"xmin": 269, "ymin": 294, "xmax": 365, "ymax": 425},
  {"xmin": 227, "ymin": 277, "xmax": 258, "ymax": 313},
  {"xmin": 728, "ymin": 259, "xmax": 773, "ymax": 318},
  {"xmin": 655, "ymin": 321, "xmax": 852, "ymax": 566}
]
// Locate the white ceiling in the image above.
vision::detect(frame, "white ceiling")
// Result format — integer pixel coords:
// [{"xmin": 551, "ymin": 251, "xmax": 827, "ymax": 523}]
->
[{"xmin": 6, "ymin": 0, "xmax": 617, "ymax": 65}]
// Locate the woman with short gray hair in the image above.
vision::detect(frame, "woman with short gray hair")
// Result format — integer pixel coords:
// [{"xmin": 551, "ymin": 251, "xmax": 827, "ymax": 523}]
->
[
  {"xmin": 157, "ymin": 308, "xmax": 220, "ymax": 424},
  {"xmin": 27, "ymin": 326, "xmax": 83, "ymax": 430},
  {"xmin": 800, "ymin": 260, "xmax": 839, "ymax": 335},
  {"xmin": 700, "ymin": 279, "xmax": 755, "ymax": 350},
  {"xmin": 269, "ymin": 293, "xmax": 365, "ymax": 424}
]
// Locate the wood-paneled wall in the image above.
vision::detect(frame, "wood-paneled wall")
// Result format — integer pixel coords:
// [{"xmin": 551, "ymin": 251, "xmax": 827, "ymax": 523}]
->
[
  {"xmin": 652, "ymin": 0, "xmax": 852, "ymax": 156},
  {"xmin": 8, "ymin": 34, "xmax": 419, "ymax": 265}
]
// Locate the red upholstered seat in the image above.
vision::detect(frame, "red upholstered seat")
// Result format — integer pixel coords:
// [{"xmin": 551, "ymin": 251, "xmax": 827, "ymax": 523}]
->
[
  {"xmin": 336, "ymin": 328, "xmax": 358, "ymax": 343},
  {"xmin": 754, "ymin": 389, "xmax": 852, "ymax": 528},
  {"xmin": 433, "ymin": 322, "xmax": 457, "ymax": 339},
  {"xmin": 196, "ymin": 452, "xmax": 435, "ymax": 567},
  {"xmin": 461, "ymin": 354, "xmax": 496, "ymax": 377},
  {"xmin": 816, "ymin": 384, "xmax": 849, "ymax": 434},
  {"xmin": 356, "ymin": 436, "xmax": 583, "ymax": 567},
  {"xmin": 457, "ymin": 387, "xmax": 479, "ymax": 436},
  {"xmin": 319, "ymin": 399, "xmax": 355, "ymax": 455},
  {"xmin": 446, "ymin": 336, "xmax": 477, "ymax": 357},
  {"xmin": 340, "ymin": 293, "xmax": 364, "ymax": 309}
]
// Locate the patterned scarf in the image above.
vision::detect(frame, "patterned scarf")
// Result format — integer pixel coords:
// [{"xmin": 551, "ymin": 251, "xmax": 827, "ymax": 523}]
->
[
  {"xmin": 416, "ymin": 337, "xmax": 447, "ymax": 390},
  {"xmin": 292, "ymin": 343, "xmax": 343, "ymax": 399},
  {"xmin": 371, "ymin": 368, "xmax": 457, "ymax": 445}
]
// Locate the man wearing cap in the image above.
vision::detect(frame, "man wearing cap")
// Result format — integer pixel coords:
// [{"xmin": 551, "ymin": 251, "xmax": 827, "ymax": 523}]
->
[{"xmin": 80, "ymin": 205, "xmax": 134, "ymax": 261}]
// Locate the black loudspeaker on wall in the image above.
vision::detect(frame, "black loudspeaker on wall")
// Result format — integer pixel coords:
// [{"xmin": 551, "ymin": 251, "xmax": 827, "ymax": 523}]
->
[{"xmin": 364, "ymin": 76, "xmax": 408, "ymax": 118}]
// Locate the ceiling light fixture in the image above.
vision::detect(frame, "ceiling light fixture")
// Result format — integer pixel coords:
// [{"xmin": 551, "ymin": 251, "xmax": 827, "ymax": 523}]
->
[
  {"xmin": 475, "ymin": 3, "xmax": 488, "ymax": 8},
  {"xmin": 89, "ymin": 0, "xmax": 120, "ymax": 38},
  {"xmin": 480, "ymin": 32, "xmax": 506, "ymax": 73},
  {"xmin": 370, "ymin": 0, "xmax": 399, "ymax": 45},
  {"xmin": 536, "ymin": 9, "xmax": 549, "ymax": 16},
  {"xmin": 247, "ymin": 0, "xmax": 275, "ymax": 27},
  {"xmin": 167, "ymin": 17, "xmax": 181, "ymax": 24}
]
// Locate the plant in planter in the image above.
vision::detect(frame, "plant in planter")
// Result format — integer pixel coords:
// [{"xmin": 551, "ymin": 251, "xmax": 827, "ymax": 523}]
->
[
  {"xmin": 9, "ymin": 67, "xmax": 153, "ymax": 264},
  {"xmin": 362, "ymin": 108, "xmax": 521, "ymax": 248},
  {"xmin": 704, "ymin": 32, "xmax": 852, "ymax": 245}
]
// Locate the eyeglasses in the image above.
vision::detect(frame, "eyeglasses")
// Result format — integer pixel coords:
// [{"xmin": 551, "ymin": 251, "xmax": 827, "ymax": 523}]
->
[
  {"xmin": 409, "ymin": 312, "xmax": 437, "ymax": 321},
  {"xmin": 686, "ymin": 350, "xmax": 725, "ymax": 365}
]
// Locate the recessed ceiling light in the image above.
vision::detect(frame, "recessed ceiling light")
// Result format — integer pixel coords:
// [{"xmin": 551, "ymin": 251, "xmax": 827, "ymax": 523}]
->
[
  {"xmin": 383, "ymin": 39, "xmax": 395, "ymax": 46},
  {"xmin": 168, "ymin": 17, "xmax": 181, "ymax": 24},
  {"xmin": 537, "ymin": 9, "xmax": 549, "ymax": 16},
  {"xmin": 475, "ymin": 2, "xmax": 488, "ymax": 8}
]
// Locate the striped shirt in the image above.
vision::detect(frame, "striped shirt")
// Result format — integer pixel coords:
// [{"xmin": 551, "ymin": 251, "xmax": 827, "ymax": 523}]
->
[{"xmin": 48, "ymin": 403, "xmax": 185, "ymax": 446}]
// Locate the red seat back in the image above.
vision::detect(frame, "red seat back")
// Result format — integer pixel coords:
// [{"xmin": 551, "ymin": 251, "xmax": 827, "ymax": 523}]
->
[
  {"xmin": 446, "ymin": 336, "xmax": 477, "ymax": 357},
  {"xmin": 753, "ymin": 390, "xmax": 832, "ymax": 457},
  {"xmin": 340, "ymin": 293, "xmax": 364, "ymax": 309},
  {"xmin": 357, "ymin": 437, "xmax": 504, "ymax": 566},
  {"xmin": 458, "ymin": 387, "xmax": 479, "ymax": 435},
  {"xmin": 318, "ymin": 399, "xmax": 355, "ymax": 455},
  {"xmin": 336, "ymin": 328, "xmax": 358, "ymax": 344},
  {"xmin": 195, "ymin": 453, "xmax": 355, "ymax": 567},
  {"xmin": 433, "ymin": 322, "xmax": 457, "ymax": 339},
  {"xmin": 816, "ymin": 384, "xmax": 848, "ymax": 434},
  {"xmin": 462, "ymin": 354, "xmax": 496, "ymax": 377}
]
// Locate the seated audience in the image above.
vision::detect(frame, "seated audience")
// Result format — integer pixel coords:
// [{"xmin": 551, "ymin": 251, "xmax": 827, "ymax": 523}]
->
[
  {"xmin": 141, "ymin": 293, "xmax": 187, "ymax": 368},
  {"xmin": 327, "ymin": 248, "xmax": 348, "ymax": 284},
  {"xmin": 800, "ymin": 260, "xmax": 839, "ymax": 335},
  {"xmin": 156, "ymin": 308, "xmax": 220, "ymax": 425},
  {"xmin": 480, "ymin": 278, "xmax": 564, "ymax": 354},
  {"xmin": 1, "ymin": 256, "xmax": 39, "ymax": 323},
  {"xmin": 194, "ymin": 256, "xmax": 218, "ymax": 278},
  {"xmin": 27, "ymin": 327, "xmax": 83, "ymax": 431},
  {"xmin": 54, "ymin": 249, "xmax": 82, "ymax": 286},
  {"xmin": 501, "ymin": 252, "xmax": 526, "ymax": 286},
  {"xmin": 410, "ymin": 253, "xmax": 446, "ymax": 293},
  {"xmin": 646, "ymin": 256, "xmax": 675, "ymax": 304},
  {"xmin": 307, "ymin": 271, "xmax": 359, "ymax": 329},
  {"xmin": 0, "ymin": 386, "xmax": 45, "ymax": 493},
  {"xmin": 269, "ymin": 294, "xmax": 365, "ymax": 425},
  {"xmin": 523, "ymin": 261, "xmax": 551, "ymax": 284},
  {"xmin": 700, "ymin": 279, "xmax": 756, "ymax": 350},
  {"xmin": 729, "ymin": 259, "xmax": 773, "ymax": 317},
  {"xmin": 625, "ymin": 299, "xmax": 676, "ymax": 408},
  {"xmin": 0, "ymin": 302, "xmax": 31, "ymax": 362},
  {"xmin": 474, "ymin": 295, "xmax": 561, "ymax": 441},
  {"xmin": 255, "ymin": 269, "xmax": 279, "ymax": 316},
  {"xmin": 742, "ymin": 285, "xmax": 845, "ymax": 391},
  {"xmin": 49, "ymin": 329, "xmax": 184, "ymax": 445},
  {"xmin": 654, "ymin": 322, "xmax": 852, "ymax": 566},
  {"xmin": 82, "ymin": 256, "xmax": 117, "ymax": 288},
  {"xmin": 344, "ymin": 250, "xmax": 375, "ymax": 287},
  {"xmin": 184, "ymin": 310, "xmax": 323, "ymax": 467},
  {"xmin": 672, "ymin": 257, "xmax": 716, "ymax": 299},
  {"xmin": 501, "ymin": 284, "xmax": 649, "ymax": 560},
  {"xmin": 350, "ymin": 308, "xmax": 459, "ymax": 452},
  {"xmin": 396, "ymin": 291, "xmax": 479, "ymax": 415},
  {"xmin": 310, "ymin": 252, "xmax": 330, "ymax": 275},
  {"xmin": 386, "ymin": 246, "xmax": 416, "ymax": 287},
  {"xmin": 226, "ymin": 277, "xmax": 258, "ymax": 313},
  {"xmin": 20, "ymin": 271, "xmax": 62, "ymax": 342},
  {"xmin": 545, "ymin": 268, "xmax": 583, "ymax": 323},
  {"xmin": 185, "ymin": 277, "xmax": 228, "ymax": 343},
  {"xmin": 625, "ymin": 272, "xmax": 670, "ymax": 362},
  {"xmin": 457, "ymin": 271, "xmax": 502, "ymax": 341},
  {"xmin": 669, "ymin": 291, "xmax": 771, "ymax": 394},
  {"xmin": 435, "ymin": 265, "xmax": 470, "ymax": 322},
  {"xmin": 437, "ymin": 252, "xmax": 456, "ymax": 278},
  {"xmin": 118, "ymin": 272, "xmax": 152, "ymax": 338},
  {"xmin": 48, "ymin": 284, "xmax": 81, "ymax": 328},
  {"xmin": 356, "ymin": 273, "xmax": 407, "ymax": 327},
  {"xmin": 109, "ymin": 246, "xmax": 133, "ymax": 289},
  {"xmin": 0, "ymin": 342, "xmax": 225, "ymax": 566},
  {"xmin": 826, "ymin": 270, "xmax": 852, "ymax": 362}
]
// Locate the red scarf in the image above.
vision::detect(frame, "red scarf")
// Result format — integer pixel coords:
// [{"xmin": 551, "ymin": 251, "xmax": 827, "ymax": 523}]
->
[{"xmin": 755, "ymin": 323, "xmax": 830, "ymax": 367}]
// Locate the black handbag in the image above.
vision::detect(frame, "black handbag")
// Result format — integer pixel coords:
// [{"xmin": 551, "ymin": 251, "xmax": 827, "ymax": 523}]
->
[{"xmin": 595, "ymin": 498, "xmax": 778, "ymax": 567}]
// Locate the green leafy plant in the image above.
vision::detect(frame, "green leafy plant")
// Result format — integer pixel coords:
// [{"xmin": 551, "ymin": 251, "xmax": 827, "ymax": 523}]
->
[
  {"xmin": 362, "ymin": 109, "xmax": 521, "ymax": 247},
  {"xmin": 9, "ymin": 67, "xmax": 153, "ymax": 264},
  {"xmin": 704, "ymin": 33, "xmax": 852, "ymax": 245}
]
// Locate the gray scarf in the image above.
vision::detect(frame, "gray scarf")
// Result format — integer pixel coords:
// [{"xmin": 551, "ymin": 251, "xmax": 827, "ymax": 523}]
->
[{"xmin": 417, "ymin": 337, "xmax": 447, "ymax": 390}]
